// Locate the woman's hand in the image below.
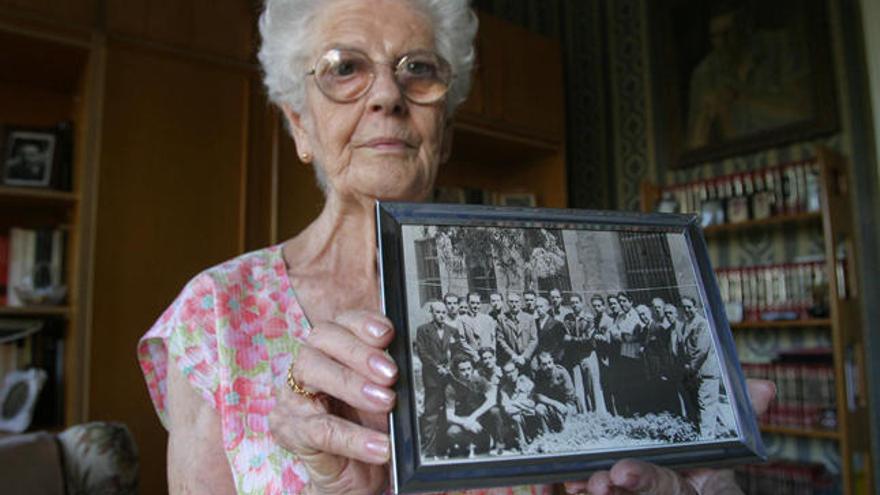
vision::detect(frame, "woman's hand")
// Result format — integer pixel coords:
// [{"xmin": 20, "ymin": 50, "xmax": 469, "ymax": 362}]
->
[
  {"xmin": 269, "ymin": 310, "xmax": 398, "ymax": 495},
  {"xmin": 563, "ymin": 379, "xmax": 776, "ymax": 495}
]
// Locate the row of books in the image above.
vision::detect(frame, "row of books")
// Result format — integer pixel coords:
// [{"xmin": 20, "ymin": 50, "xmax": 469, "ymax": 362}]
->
[
  {"xmin": 656, "ymin": 160, "xmax": 821, "ymax": 225},
  {"xmin": 433, "ymin": 187, "xmax": 537, "ymax": 207},
  {"xmin": 0, "ymin": 228, "xmax": 68, "ymax": 306},
  {"xmin": 742, "ymin": 359, "xmax": 837, "ymax": 431},
  {"xmin": 735, "ymin": 461, "xmax": 835, "ymax": 495},
  {"xmin": 716, "ymin": 261, "xmax": 828, "ymax": 323}
]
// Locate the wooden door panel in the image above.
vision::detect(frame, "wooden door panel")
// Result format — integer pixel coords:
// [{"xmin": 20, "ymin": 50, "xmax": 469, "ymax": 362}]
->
[
  {"xmin": 90, "ymin": 41, "xmax": 251, "ymax": 495},
  {"xmin": 105, "ymin": 0, "xmax": 255, "ymax": 61},
  {"xmin": 0, "ymin": 0, "xmax": 95, "ymax": 27}
]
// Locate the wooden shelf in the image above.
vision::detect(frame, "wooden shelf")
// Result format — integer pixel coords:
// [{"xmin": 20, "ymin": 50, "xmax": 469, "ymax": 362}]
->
[
  {"xmin": 0, "ymin": 186, "xmax": 77, "ymax": 205},
  {"xmin": 761, "ymin": 425, "xmax": 840, "ymax": 440},
  {"xmin": 0, "ymin": 305, "xmax": 71, "ymax": 317},
  {"xmin": 731, "ymin": 319, "xmax": 831, "ymax": 330},
  {"xmin": 702, "ymin": 212, "xmax": 822, "ymax": 236}
]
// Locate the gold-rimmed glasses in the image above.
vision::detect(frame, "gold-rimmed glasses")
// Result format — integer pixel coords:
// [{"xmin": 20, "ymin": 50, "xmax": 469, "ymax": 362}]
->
[{"xmin": 306, "ymin": 48, "xmax": 453, "ymax": 104}]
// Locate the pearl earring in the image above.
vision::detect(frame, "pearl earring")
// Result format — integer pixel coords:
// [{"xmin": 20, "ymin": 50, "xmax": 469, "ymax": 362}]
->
[{"xmin": 300, "ymin": 152, "xmax": 311, "ymax": 163}]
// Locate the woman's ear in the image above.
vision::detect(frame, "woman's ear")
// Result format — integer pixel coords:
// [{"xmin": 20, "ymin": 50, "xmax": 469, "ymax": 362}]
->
[
  {"xmin": 281, "ymin": 103, "xmax": 313, "ymax": 163},
  {"xmin": 440, "ymin": 117, "xmax": 454, "ymax": 164}
]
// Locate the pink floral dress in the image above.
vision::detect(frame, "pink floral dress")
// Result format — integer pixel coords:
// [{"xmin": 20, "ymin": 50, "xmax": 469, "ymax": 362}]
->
[{"xmin": 138, "ymin": 245, "xmax": 555, "ymax": 495}]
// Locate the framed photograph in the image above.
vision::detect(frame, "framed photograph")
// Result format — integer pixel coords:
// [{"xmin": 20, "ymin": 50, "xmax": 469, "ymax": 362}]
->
[
  {"xmin": 377, "ymin": 202, "xmax": 764, "ymax": 493},
  {"xmin": 648, "ymin": 0, "xmax": 838, "ymax": 168},
  {"xmin": 1, "ymin": 126, "xmax": 59, "ymax": 188}
]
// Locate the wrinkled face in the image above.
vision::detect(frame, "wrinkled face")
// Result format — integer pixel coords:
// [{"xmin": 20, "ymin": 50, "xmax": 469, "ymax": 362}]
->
[
  {"xmin": 570, "ymin": 296, "xmax": 583, "ymax": 313},
  {"xmin": 608, "ymin": 297, "xmax": 621, "ymax": 315},
  {"xmin": 508, "ymin": 294, "xmax": 522, "ymax": 312},
  {"xmin": 457, "ymin": 360, "xmax": 474, "ymax": 379},
  {"xmin": 591, "ymin": 298, "xmax": 605, "ymax": 314},
  {"xmin": 468, "ymin": 295, "xmax": 481, "ymax": 314},
  {"xmin": 550, "ymin": 290, "xmax": 562, "ymax": 307},
  {"xmin": 682, "ymin": 299, "xmax": 697, "ymax": 320},
  {"xmin": 444, "ymin": 295, "xmax": 459, "ymax": 316},
  {"xmin": 286, "ymin": 0, "xmax": 450, "ymax": 203},
  {"xmin": 523, "ymin": 293, "xmax": 536, "ymax": 310},
  {"xmin": 489, "ymin": 294, "xmax": 504, "ymax": 311}
]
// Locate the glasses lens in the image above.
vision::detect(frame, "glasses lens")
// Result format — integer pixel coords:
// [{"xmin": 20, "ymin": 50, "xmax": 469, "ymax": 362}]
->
[
  {"xmin": 396, "ymin": 52, "xmax": 452, "ymax": 104},
  {"xmin": 314, "ymin": 49, "xmax": 374, "ymax": 102}
]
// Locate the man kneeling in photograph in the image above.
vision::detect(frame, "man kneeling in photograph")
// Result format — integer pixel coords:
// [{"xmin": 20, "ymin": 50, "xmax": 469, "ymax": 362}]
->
[
  {"xmin": 533, "ymin": 351, "xmax": 578, "ymax": 432},
  {"xmin": 500, "ymin": 361, "xmax": 548, "ymax": 450},
  {"xmin": 444, "ymin": 357, "xmax": 504, "ymax": 456}
]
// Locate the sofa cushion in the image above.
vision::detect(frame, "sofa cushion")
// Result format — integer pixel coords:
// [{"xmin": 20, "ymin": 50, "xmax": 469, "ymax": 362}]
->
[{"xmin": 0, "ymin": 431, "xmax": 65, "ymax": 495}]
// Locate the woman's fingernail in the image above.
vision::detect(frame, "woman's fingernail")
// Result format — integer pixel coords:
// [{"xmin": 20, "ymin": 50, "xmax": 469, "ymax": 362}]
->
[
  {"xmin": 365, "ymin": 437, "xmax": 390, "ymax": 459},
  {"xmin": 366, "ymin": 320, "xmax": 390, "ymax": 339},
  {"xmin": 369, "ymin": 355, "xmax": 397, "ymax": 379},
  {"xmin": 363, "ymin": 383, "xmax": 394, "ymax": 404}
]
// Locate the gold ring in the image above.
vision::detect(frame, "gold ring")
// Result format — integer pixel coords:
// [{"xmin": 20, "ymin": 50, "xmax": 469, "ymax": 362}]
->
[{"xmin": 287, "ymin": 362, "xmax": 320, "ymax": 400}]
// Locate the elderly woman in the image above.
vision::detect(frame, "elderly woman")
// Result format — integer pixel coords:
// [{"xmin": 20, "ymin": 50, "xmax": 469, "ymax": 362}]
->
[{"xmin": 137, "ymin": 0, "xmax": 773, "ymax": 493}]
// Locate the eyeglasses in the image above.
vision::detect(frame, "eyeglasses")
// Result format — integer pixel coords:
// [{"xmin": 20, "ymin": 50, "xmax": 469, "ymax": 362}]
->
[{"xmin": 306, "ymin": 48, "xmax": 453, "ymax": 104}]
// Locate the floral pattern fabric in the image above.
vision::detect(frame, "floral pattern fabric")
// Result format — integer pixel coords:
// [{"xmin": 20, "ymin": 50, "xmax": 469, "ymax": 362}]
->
[{"xmin": 138, "ymin": 245, "xmax": 553, "ymax": 495}]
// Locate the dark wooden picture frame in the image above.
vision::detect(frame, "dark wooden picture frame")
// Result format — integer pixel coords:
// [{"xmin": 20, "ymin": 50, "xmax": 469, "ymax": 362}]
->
[
  {"xmin": 377, "ymin": 202, "xmax": 764, "ymax": 494},
  {"xmin": 648, "ymin": 0, "xmax": 839, "ymax": 169}
]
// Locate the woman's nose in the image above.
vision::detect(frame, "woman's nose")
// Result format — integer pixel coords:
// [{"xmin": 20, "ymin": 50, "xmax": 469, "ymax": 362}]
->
[{"xmin": 365, "ymin": 66, "xmax": 407, "ymax": 115}]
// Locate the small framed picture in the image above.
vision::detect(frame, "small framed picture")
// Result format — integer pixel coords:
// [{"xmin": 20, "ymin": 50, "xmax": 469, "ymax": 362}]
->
[
  {"xmin": 1, "ymin": 126, "xmax": 59, "ymax": 188},
  {"xmin": 377, "ymin": 203, "xmax": 764, "ymax": 493}
]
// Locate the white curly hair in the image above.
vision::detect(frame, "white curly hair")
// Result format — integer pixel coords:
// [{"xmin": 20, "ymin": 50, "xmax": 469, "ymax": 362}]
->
[{"xmin": 258, "ymin": 0, "xmax": 478, "ymax": 114}]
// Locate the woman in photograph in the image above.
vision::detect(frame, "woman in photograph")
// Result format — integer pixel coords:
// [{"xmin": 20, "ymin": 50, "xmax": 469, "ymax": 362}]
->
[{"xmin": 137, "ymin": 0, "xmax": 774, "ymax": 493}]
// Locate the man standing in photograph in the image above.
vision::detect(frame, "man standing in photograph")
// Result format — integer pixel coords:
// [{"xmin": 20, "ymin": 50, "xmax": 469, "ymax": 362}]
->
[
  {"xmin": 416, "ymin": 301, "xmax": 460, "ymax": 457},
  {"xmin": 652, "ymin": 296, "xmax": 670, "ymax": 329},
  {"xmin": 461, "ymin": 292, "xmax": 497, "ymax": 351},
  {"xmin": 443, "ymin": 293, "xmax": 478, "ymax": 362},
  {"xmin": 534, "ymin": 297, "xmax": 567, "ymax": 368},
  {"xmin": 444, "ymin": 357, "xmax": 504, "ymax": 456},
  {"xmin": 667, "ymin": 303, "xmax": 697, "ymax": 424},
  {"xmin": 496, "ymin": 292, "xmax": 537, "ymax": 370},
  {"xmin": 563, "ymin": 294, "xmax": 592, "ymax": 413},
  {"xmin": 681, "ymin": 296, "xmax": 721, "ymax": 438},
  {"xmin": 548, "ymin": 288, "xmax": 572, "ymax": 322},
  {"xmin": 522, "ymin": 290, "xmax": 538, "ymax": 318},
  {"xmin": 488, "ymin": 292, "xmax": 506, "ymax": 320},
  {"xmin": 533, "ymin": 351, "xmax": 577, "ymax": 432}
]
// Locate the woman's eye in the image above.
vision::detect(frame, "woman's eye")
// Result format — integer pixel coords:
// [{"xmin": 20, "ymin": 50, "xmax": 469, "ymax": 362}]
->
[
  {"xmin": 331, "ymin": 59, "xmax": 364, "ymax": 77},
  {"xmin": 404, "ymin": 60, "xmax": 437, "ymax": 78}
]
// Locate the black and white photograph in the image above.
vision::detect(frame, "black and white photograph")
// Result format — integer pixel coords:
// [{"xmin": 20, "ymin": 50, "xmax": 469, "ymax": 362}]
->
[
  {"xmin": 2, "ymin": 128, "xmax": 56, "ymax": 187},
  {"xmin": 378, "ymin": 203, "xmax": 763, "ymax": 492}
]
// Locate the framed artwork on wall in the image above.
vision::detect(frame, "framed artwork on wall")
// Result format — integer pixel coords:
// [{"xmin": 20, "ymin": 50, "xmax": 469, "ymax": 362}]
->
[
  {"xmin": 377, "ymin": 202, "xmax": 764, "ymax": 493},
  {"xmin": 648, "ymin": 0, "xmax": 839, "ymax": 169}
]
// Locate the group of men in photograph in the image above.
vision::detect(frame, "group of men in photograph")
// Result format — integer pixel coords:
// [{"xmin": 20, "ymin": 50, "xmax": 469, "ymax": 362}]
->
[{"xmin": 414, "ymin": 288, "xmax": 721, "ymax": 459}]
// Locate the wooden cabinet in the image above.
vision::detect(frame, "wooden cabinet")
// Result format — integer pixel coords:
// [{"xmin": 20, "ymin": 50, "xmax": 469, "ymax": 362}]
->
[
  {"xmin": 642, "ymin": 149, "xmax": 874, "ymax": 495},
  {"xmin": 458, "ymin": 13, "xmax": 565, "ymax": 144}
]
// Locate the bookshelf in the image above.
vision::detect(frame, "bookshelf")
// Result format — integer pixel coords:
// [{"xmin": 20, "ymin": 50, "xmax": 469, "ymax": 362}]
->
[
  {"xmin": 730, "ymin": 319, "xmax": 831, "ymax": 330},
  {"xmin": 641, "ymin": 149, "xmax": 874, "ymax": 495},
  {"xmin": 0, "ymin": 23, "xmax": 98, "ymax": 432}
]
